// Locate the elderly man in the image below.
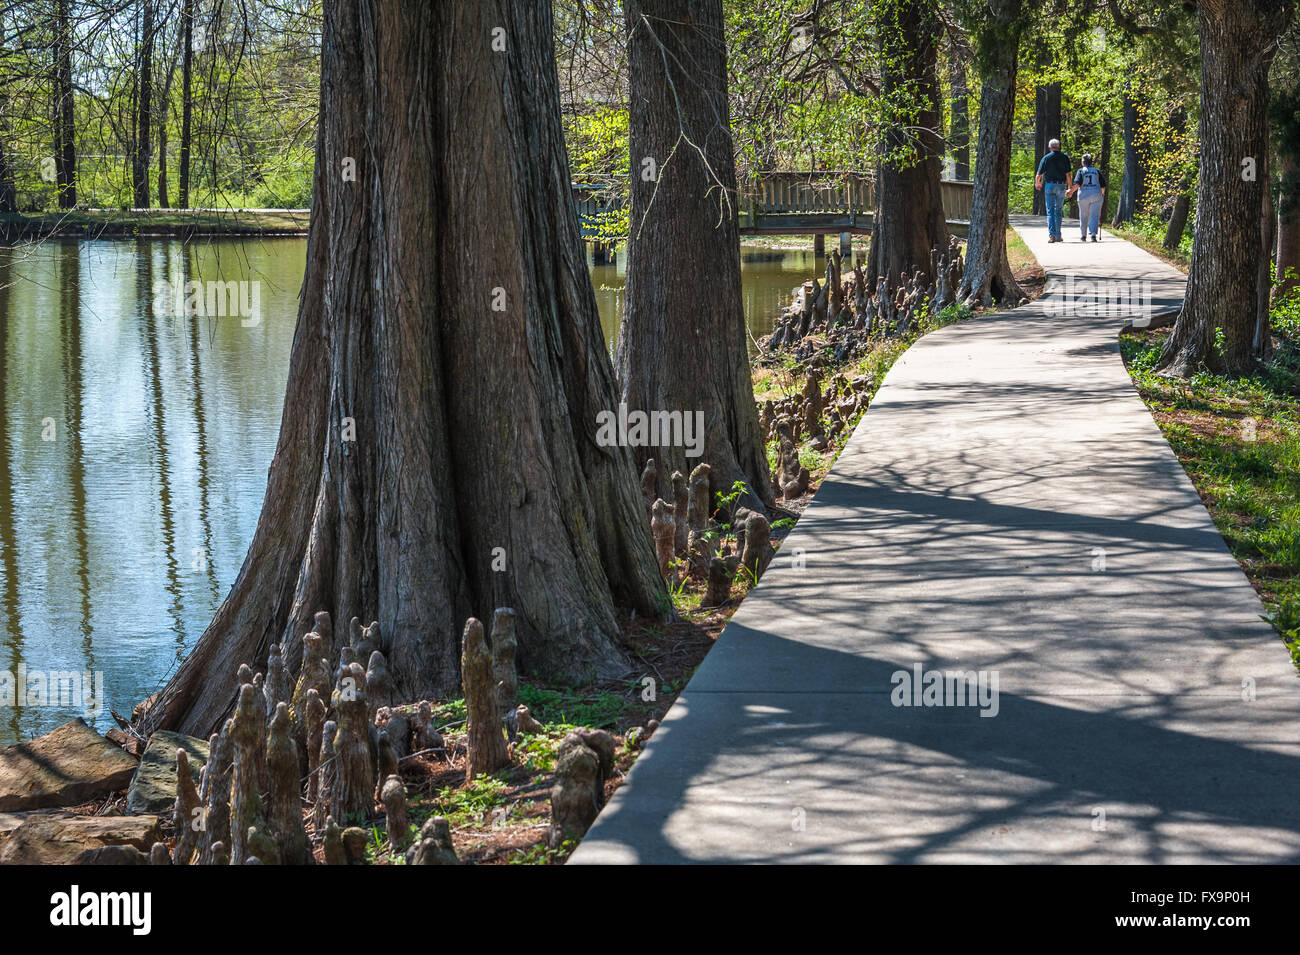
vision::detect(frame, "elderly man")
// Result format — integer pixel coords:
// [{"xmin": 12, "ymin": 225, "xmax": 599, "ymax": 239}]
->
[{"xmin": 1034, "ymin": 138, "xmax": 1072, "ymax": 243}]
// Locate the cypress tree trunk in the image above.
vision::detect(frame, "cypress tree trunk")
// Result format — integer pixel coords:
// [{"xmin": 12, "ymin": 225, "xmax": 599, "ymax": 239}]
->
[
  {"xmin": 958, "ymin": 0, "xmax": 1026, "ymax": 307},
  {"xmin": 1276, "ymin": 152, "xmax": 1300, "ymax": 297},
  {"xmin": 1111, "ymin": 82, "xmax": 1147, "ymax": 226},
  {"xmin": 133, "ymin": 0, "xmax": 154, "ymax": 208},
  {"xmin": 179, "ymin": 0, "xmax": 193, "ymax": 208},
  {"xmin": 948, "ymin": 38, "xmax": 970, "ymax": 180},
  {"xmin": 1162, "ymin": 106, "xmax": 1190, "ymax": 249},
  {"xmin": 0, "ymin": 10, "xmax": 16, "ymax": 214},
  {"xmin": 1156, "ymin": 0, "xmax": 1289, "ymax": 377},
  {"xmin": 867, "ymin": 0, "xmax": 949, "ymax": 290},
  {"xmin": 1099, "ymin": 115, "xmax": 1113, "ymax": 223},
  {"xmin": 53, "ymin": 0, "xmax": 77, "ymax": 208},
  {"xmin": 616, "ymin": 0, "xmax": 774, "ymax": 510},
  {"xmin": 143, "ymin": 0, "xmax": 666, "ymax": 739},
  {"xmin": 1030, "ymin": 57, "xmax": 1060, "ymax": 217}
]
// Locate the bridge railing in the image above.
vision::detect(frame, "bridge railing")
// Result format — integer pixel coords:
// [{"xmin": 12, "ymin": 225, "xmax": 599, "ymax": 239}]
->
[
  {"xmin": 737, "ymin": 170, "xmax": 973, "ymax": 222},
  {"xmin": 570, "ymin": 172, "xmax": 974, "ymax": 238}
]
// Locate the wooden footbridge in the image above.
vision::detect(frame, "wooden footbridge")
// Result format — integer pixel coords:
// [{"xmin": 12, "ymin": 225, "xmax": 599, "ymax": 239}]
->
[{"xmin": 573, "ymin": 171, "xmax": 973, "ymax": 249}]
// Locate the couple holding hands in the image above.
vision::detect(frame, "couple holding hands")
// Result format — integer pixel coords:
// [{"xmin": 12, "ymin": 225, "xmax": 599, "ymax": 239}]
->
[{"xmin": 1035, "ymin": 138, "xmax": 1108, "ymax": 243}]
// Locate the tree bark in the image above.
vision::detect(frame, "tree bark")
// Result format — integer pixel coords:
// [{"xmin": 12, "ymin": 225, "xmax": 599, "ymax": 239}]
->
[
  {"xmin": 179, "ymin": 0, "xmax": 193, "ymax": 208},
  {"xmin": 1256, "ymin": 142, "xmax": 1274, "ymax": 359},
  {"xmin": 1031, "ymin": 54, "xmax": 1060, "ymax": 217},
  {"xmin": 1156, "ymin": 0, "xmax": 1289, "ymax": 377},
  {"xmin": 1111, "ymin": 82, "xmax": 1148, "ymax": 226},
  {"xmin": 1162, "ymin": 106, "xmax": 1190, "ymax": 249},
  {"xmin": 141, "ymin": 0, "xmax": 666, "ymax": 739},
  {"xmin": 0, "ymin": 10, "xmax": 16, "ymax": 214},
  {"xmin": 867, "ymin": 0, "xmax": 949, "ymax": 291},
  {"xmin": 53, "ymin": 0, "xmax": 77, "ymax": 209},
  {"xmin": 948, "ymin": 37, "xmax": 969, "ymax": 180},
  {"xmin": 1276, "ymin": 152, "xmax": 1300, "ymax": 297},
  {"xmin": 133, "ymin": 0, "xmax": 155, "ymax": 208},
  {"xmin": 616, "ymin": 0, "xmax": 774, "ymax": 511},
  {"xmin": 1099, "ymin": 114, "xmax": 1113, "ymax": 224},
  {"xmin": 958, "ymin": 0, "xmax": 1026, "ymax": 307}
]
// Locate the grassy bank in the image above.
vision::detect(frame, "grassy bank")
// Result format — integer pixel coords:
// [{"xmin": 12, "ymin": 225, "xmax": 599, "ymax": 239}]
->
[
  {"xmin": 1109, "ymin": 213, "xmax": 1191, "ymax": 273},
  {"xmin": 0, "ymin": 208, "xmax": 309, "ymax": 239},
  {"xmin": 1120, "ymin": 326, "xmax": 1300, "ymax": 663}
]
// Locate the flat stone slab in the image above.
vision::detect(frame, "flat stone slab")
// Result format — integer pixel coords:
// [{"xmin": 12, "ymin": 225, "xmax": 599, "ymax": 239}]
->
[
  {"xmin": 0, "ymin": 813, "xmax": 161, "ymax": 865},
  {"xmin": 572, "ymin": 219, "xmax": 1300, "ymax": 865},
  {"xmin": 127, "ymin": 731, "xmax": 210, "ymax": 814},
  {"xmin": 0, "ymin": 719, "xmax": 139, "ymax": 812}
]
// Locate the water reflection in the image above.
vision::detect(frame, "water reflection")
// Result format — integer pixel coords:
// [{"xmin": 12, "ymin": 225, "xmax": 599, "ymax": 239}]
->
[
  {"xmin": 590, "ymin": 243, "xmax": 836, "ymax": 348},
  {"xmin": 0, "ymin": 238, "xmax": 302, "ymax": 744},
  {"xmin": 0, "ymin": 236, "xmax": 833, "ymax": 745}
]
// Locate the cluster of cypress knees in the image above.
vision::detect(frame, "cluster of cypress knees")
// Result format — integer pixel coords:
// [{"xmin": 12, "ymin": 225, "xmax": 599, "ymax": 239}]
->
[
  {"xmin": 762, "ymin": 236, "xmax": 968, "ymax": 364},
  {"xmin": 136, "ymin": 611, "xmax": 637, "ymax": 864}
]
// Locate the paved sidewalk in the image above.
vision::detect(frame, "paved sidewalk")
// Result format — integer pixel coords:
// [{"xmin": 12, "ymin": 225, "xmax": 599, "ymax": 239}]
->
[{"xmin": 570, "ymin": 216, "xmax": 1300, "ymax": 864}]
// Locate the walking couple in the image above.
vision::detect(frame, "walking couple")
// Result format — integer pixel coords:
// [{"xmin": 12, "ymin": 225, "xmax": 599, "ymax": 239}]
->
[{"xmin": 1035, "ymin": 139, "xmax": 1107, "ymax": 243}]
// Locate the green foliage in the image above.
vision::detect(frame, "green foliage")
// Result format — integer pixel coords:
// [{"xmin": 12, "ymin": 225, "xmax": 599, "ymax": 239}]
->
[
  {"xmin": 1122, "ymin": 331, "xmax": 1300, "ymax": 668},
  {"xmin": 434, "ymin": 774, "xmax": 513, "ymax": 828},
  {"xmin": 508, "ymin": 840, "xmax": 574, "ymax": 865},
  {"xmin": 517, "ymin": 683, "xmax": 629, "ymax": 730}
]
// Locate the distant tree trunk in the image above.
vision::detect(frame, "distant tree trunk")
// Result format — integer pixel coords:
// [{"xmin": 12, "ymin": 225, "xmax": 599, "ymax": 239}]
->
[
  {"xmin": 1256, "ymin": 143, "xmax": 1274, "ymax": 358},
  {"xmin": 157, "ymin": 17, "xmax": 186, "ymax": 209},
  {"xmin": 948, "ymin": 38, "xmax": 970, "ymax": 179},
  {"xmin": 0, "ymin": 12, "xmax": 16, "ymax": 213},
  {"xmin": 179, "ymin": 0, "xmax": 193, "ymax": 207},
  {"xmin": 1162, "ymin": 106, "xmax": 1190, "ymax": 249},
  {"xmin": 1099, "ymin": 114, "xmax": 1113, "ymax": 223},
  {"xmin": 1031, "ymin": 55, "xmax": 1060, "ymax": 216},
  {"xmin": 1276, "ymin": 152, "xmax": 1300, "ymax": 297},
  {"xmin": 53, "ymin": 0, "xmax": 77, "ymax": 208},
  {"xmin": 1157, "ymin": 0, "xmax": 1289, "ymax": 377},
  {"xmin": 868, "ymin": 0, "xmax": 949, "ymax": 290},
  {"xmin": 158, "ymin": 114, "xmax": 169, "ymax": 208},
  {"xmin": 959, "ymin": 0, "xmax": 1026, "ymax": 307},
  {"xmin": 142, "ymin": 0, "xmax": 666, "ymax": 739},
  {"xmin": 133, "ymin": 0, "xmax": 155, "ymax": 208},
  {"xmin": 1111, "ymin": 82, "xmax": 1148, "ymax": 226},
  {"xmin": 617, "ymin": 0, "xmax": 774, "ymax": 511}
]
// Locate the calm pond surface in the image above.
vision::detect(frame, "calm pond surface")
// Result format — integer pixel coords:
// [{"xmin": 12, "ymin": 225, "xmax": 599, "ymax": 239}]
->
[{"xmin": 0, "ymin": 236, "xmax": 839, "ymax": 744}]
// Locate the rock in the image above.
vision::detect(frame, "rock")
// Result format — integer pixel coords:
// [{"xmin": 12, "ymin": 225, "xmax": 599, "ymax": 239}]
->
[
  {"xmin": 0, "ymin": 719, "xmax": 139, "ymax": 812},
  {"xmin": 126, "ymin": 730, "xmax": 210, "ymax": 814},
  {"xmin": 0, "ymin": 813, "xmax": 161, "ymax": 866},
  {"xmin": 74, "ymin": 844, "xmax": 151, "ymax": 865}
]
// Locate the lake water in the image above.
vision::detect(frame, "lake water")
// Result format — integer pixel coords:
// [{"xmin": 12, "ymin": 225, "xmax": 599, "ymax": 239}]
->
[{"xmin": 0, "ymin": 236, "xmax": 837, "ymax": 745}]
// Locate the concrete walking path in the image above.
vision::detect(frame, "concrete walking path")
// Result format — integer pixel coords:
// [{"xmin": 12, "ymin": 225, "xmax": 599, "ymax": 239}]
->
[{"xmin": 570, "ymin": 215, "xmax": 1300, "ymax": 864}]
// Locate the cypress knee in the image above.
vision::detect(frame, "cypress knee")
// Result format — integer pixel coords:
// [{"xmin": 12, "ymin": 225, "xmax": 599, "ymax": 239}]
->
[{"xmin": 462, "ymin": 617, "xmax": 509, "ymax": 781}]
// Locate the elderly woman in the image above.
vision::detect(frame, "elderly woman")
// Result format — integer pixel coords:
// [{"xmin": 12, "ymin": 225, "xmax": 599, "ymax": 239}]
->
[{"xmin": 1066, "ymin": 154, "xmax": 1107, "ymax": 242}]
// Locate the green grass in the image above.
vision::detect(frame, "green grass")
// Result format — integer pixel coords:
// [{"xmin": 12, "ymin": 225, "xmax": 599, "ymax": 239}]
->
[
  {"xmin": 1121, "ymin": 333, "xmax": 1300, "ymax": 662},
  {"xmin": 430, "ymin": 773, "xmax": 516, "ymax": 828},
  {"xmin": 516, "ymin": 683, "xmax": 637, "ymax": 730},
  {"xmin": 758, "ymin": 300, "xmax": 975, "ymax": 480},
  {"xmin": 0, "ymin": 208, "xmax": 309, "ymax": 235},
  {"xmin": 1110, "ymin": 212, "xmax": 1191, "ymax": 272}
]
